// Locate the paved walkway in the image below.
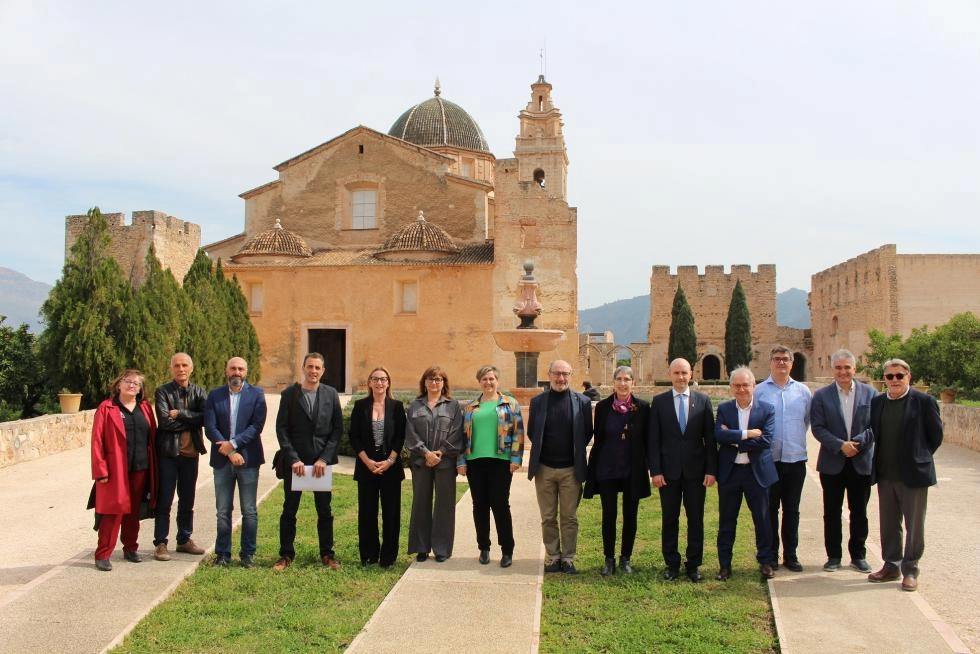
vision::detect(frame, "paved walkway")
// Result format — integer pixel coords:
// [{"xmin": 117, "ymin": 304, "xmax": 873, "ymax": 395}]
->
[{"xmin": 0, "ymin": 394, "xmax": 977, "ymax": 653}]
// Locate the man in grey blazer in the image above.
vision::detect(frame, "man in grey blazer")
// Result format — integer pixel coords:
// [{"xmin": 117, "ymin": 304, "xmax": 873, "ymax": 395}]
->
[
  {"xmin": 810, "ymin": 349, "xmax": 877, "ymax": 573},
  {"xmin": 648, "ymin": 358, "xmax": 717, "ymax": 582},
  {"xmin": 527, "ymin": 360, "xmax": 593, "ymax": 575}
]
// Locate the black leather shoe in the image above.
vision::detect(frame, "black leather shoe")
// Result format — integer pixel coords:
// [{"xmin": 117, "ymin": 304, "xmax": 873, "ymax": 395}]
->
[
  {"xmin": 415, "ymin": 553, "xmax": 428, "ymax": 562},
  {"xmin": 686, "ymin": 568, "xmax": 703, "ymax": 583},
  {"xmin": 123, "ymin": 550, "xmax": 142, "ymax": 563},
  {"xmin": 823, "ymin": 558, "xmax": 841, "ymax": 572},
  {"xmin": 434, "ymin": 554, "xmax": 448, "ymax": 563},
  {"xmin": 783, "ymin": 559, "xmax": 803, "ymax": 572},
  {"xmin": 663, "ymin": 567, "xmax": 680, "ymax": 581},
  {"xmin": 760, "ymin": 563, "xmax": 776, "ymax": 579},
  {"xmin": 479, "ymin": 549, "xmax": 490, "ymax": 565},
  {"xmin": 562, "ymin": 561, "xmax": 578, "ymax": 575},
  {"xmin": 601, "ymin": 558, "xmax": 615, "ymax": 576},
  {"xmin": 240, "ymin": 554, "xmax": 254, "ymax": 569},
  {"xmin": 95, "ymin": 559, "xmax": 112, "ymax": 572},
  {"xmin": 716, "ymin": 567, "xmax": 732, "ymax": 581},
  {"xmin": 850, "ymin": 558, "xmax": 871, "ymax": 573},
  {"xmin": 618, "ymin": 557, "xmax": 633, "ymax": 574},
  {"xmin": 544, "ymin": 560, "xmax": 562, "ymax": 573},
  {"xmin": 500, "ymin": 554, "xmax": 513, "ymax": 568},
  {"xmin": 213, "ymin": 555, "xmax": 230, "ymax": 567}
]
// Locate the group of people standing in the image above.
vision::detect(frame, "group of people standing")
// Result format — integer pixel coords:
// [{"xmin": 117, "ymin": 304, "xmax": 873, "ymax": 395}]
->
[{"xmin": 91, "ymin": 347, "xmax": 943, "ymax": 593}]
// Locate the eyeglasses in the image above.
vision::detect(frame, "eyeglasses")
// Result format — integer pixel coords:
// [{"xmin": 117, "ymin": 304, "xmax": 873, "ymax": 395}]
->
[
  {"xmin": 884, "ymin": 373, "xmax": 907, "ymax": 381},
  {"xmin": 427, "ymin": 377, "xmax": 444, "ymax": 383},
  {"xmin": 771, "ymin": 356, "xmax": 792, "ymax": 363},
  {"xmin": 550, "ymin": 371, "xmax": 572, "ymax": 377},
  {"xmin": 122, "ymin": 379, "xmax": 142, "ymax": 387},
  {"xmin": 369, "ymin": 377, "xmax": 389, "ymax": 383}
]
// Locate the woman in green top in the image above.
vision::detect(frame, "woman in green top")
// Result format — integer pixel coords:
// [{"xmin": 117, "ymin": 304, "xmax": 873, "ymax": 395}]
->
[{"xmin": 457, "ymin": 365, "xmax": 525, "ymax": 568}]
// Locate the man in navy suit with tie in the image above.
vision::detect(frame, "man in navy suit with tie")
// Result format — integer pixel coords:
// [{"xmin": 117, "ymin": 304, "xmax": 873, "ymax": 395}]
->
[
  {"xmin": 714, "ymin": 367, "xmax": 778, "ymax": 581},
  {"xmin": 648, "ymin": 358, "xmax": 717, "ymax": 582},
  {"xmin": 204, "ymin": 356, "xmax": 267, "ymax": 568},
  {"xmin": 810, "ymin": 349, "xmax": 877, "ymax": 573}
]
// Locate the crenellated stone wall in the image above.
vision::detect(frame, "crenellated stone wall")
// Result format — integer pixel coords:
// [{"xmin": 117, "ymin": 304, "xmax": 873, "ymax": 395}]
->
[{"xmin": 0, "ymin": 410, "xmax": 94, "ymax": 468}]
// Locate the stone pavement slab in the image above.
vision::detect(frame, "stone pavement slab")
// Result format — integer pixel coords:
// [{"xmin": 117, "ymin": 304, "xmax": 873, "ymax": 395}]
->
[{"xmin": 768, "ymin": 437, "xmax": 976, "ymax": 654}]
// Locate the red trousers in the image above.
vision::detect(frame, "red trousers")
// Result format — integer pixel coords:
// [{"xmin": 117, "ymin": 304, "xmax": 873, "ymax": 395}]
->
[{"xmin": 95, "ymin": 469, "xmax": 147, "ymax": 560}]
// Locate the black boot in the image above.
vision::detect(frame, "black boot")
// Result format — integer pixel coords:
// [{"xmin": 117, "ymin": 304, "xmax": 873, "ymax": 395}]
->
[{"xmin": 601, "ymin": 557, "xmax": 615, "ymax": 576}]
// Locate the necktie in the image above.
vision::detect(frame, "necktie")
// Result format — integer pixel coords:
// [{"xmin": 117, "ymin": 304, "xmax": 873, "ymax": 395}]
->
[{"xmin": 678, "ymin": 394, "xmax": 687, "ymax": 432}]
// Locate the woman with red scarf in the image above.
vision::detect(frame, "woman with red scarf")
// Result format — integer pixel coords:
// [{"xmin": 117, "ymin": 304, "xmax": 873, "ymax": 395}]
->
[
  {"xmin": 91, "ymin": 369, "xmax": 157, "ymax": 571},
  {"xmin": 584, "ymin": 365, "xmax": 651, "ymax": 576}
]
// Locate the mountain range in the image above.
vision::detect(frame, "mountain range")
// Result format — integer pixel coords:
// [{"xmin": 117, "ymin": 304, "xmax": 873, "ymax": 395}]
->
[
  {"xmin": 579, "ymin": 288, "xmax": 810, "ymax": 345},
  {"xmin": 0, "ymin": 267, "xmax": 52, "ymax": 333}
]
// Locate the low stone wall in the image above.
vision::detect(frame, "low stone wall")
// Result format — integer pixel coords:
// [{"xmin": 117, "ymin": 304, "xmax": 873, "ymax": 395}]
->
[
  {"xmin": 940, "ymin": 404, "xmax": 980, "ymax": 452},
  {"xmin": 0, "ymin": 410, "xmax": 94, "ymax": 468}
]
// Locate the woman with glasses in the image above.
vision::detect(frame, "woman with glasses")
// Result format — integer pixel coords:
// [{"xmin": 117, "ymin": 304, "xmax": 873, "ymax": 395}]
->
[
  {"xmin": 349, "ymin": 367, "xmax": 406, "ymax": 568},
  {"xmin": 584, "ymin": 365, "xmax": 651, "ymax": 576},
  {"xmin": 90, "ymin": 369, "xmax": 158, "ymax": 571},
  {"xmin": 458, "ymin": 365, "xmax": 524, "ymax": 568},
  {"xmin": 405, "ymin": 365, "xmax": 464, "ymax": 562}
]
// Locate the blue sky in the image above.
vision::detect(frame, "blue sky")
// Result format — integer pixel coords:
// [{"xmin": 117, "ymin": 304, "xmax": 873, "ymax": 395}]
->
[{"xmin": 2, "ymin": 1, "xmax": 978, "ymax": 309}]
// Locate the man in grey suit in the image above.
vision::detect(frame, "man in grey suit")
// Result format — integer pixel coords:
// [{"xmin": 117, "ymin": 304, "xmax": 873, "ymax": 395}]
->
[
  {"xmin": 527, "ymin": 360, "xmax": 593, "ymax": 575},
  {"xmin": 868, "ymin": 358, "xmax": 943, "ymax": 592},
  {"xmin": 648, "ymin": 358, "xmax": 717, "ymax": 583},
  {"xmin": 272, "ymin": 352, "xmax": 344, "ymax": 571},
  {"xmin": 810, "ymin": 349, "xmax": 877, "ymax": 573}
]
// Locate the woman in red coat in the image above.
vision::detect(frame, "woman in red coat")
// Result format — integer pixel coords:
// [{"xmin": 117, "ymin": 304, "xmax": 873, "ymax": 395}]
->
[{"xmin": 91, "ymin": 369, "xmax": 157, "ymax": 571}]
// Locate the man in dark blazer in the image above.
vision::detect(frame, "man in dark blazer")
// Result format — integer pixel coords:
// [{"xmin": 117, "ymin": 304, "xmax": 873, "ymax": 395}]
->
[
  {"xmin": 868, "ymin": 358, "xmax": 943, "ymax": 592},
  {"xmin": 648, "ymin": 358, "xmax": 717, "ymax": 582},
  {"xmin": 272, "ymin": 352, "xmax": 344, "ymax": 571},
  {"xmin": 810, "ymin": 349, "xmax": 877, "ymax": 573},
  {"xmin": 527, "ymin": 360, "xmax": 593, "ymax": 575},
  {"xmin": 204, "ymin": 356, "xmax": 267, "ymax": 568},
  {"xmin": 714, "ymin": 367, "xmax": 778, "ymax": 581}
]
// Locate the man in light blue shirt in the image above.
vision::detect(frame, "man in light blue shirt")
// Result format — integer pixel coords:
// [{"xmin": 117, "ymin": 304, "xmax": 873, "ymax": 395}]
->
[{"xmin": 754, "ymin": 345, "xmax": 811, "ymax": 571}]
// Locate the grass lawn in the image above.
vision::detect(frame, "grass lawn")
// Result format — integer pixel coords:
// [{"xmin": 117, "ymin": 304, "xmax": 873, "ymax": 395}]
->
[
  {"xmin": 115, "ymin": 474, "xmax": 775, "ymax": 653},
  {"xmin": 539, "ymin": 488, "xmax": 777, "ymax": 654}
]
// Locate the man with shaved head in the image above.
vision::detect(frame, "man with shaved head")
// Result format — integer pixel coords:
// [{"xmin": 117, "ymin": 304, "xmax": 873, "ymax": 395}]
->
[
  {"xmin": 204, "ymin": 357, "xmax": 267, "ymax": 568},
  {"xmin": 648, "ymin": 358, "xmax": 717, "ymax": 583}
]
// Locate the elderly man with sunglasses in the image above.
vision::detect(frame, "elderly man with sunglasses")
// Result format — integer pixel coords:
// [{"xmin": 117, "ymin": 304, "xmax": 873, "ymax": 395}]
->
[{"xmin": 868, "ymin": 358, "xmax": 943, "ymax": 592}]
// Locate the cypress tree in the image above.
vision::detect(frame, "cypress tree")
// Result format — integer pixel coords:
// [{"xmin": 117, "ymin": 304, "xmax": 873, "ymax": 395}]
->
[
  {"xmin": 725, "ymin": 280, "xmax": 753, "ymax": 373},
  {"xmin": 40, "ymin": 207, "xmax": 131, "ymax": 407},
  {"xmin": 667, "ymin": 284, "xmax": 697, "ymax": 366},
  {"xmin": 181, "ymin": 249, "xmax": 226, "ymax": 389},
  {"xmin": 123, "ymin": 246, "xmax": 183, "ymax": 394},
  {"xmin": 222, "ymin": 271, "xmax": 262, "ymax": 382}
]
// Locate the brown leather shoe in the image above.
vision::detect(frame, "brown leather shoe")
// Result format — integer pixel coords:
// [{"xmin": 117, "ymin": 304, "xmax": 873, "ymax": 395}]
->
[
  {"xmin": 760, "ymin": 563, "xmax": 776, "ymax": 579},
  {"xmin": 322, "ymin": 555, "xmax": 340, "ymax": 570},
  {"xmin": 176, "ymin": 539, "xmax": 205, "ymax": 555},
  {"xmin": 154, "ymin": 543, "xmax": 171, "ymax": 561},
  {"xmin": 901, "ymin": 575, "xmax": 918, "ymax": 592},
  {"xmin": 715, "ymin": 567, "xmax": 732, "ymax": 581},
  {"xmin": 868, "ymin": 564, "xmax": 900, "ymax": 583},
  {"xmin": 272, "ymin": 556, "xmax": 292, "ymax": 571}
]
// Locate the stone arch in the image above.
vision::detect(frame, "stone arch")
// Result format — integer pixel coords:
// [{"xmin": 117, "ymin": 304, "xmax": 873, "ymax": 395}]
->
[{"xmin": 701, "ymin": 354, "xmax": 722, "ymax": 380}]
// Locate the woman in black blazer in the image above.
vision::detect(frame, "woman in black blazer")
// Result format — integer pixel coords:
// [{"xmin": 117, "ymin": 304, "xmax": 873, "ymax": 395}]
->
[
  {"xmin": 349, "ymin": 366, "xmax": 406, "ymax": 568},
  {"xmin": 584, "ymin": 365, "xmax": 652, "ymax": 576}
]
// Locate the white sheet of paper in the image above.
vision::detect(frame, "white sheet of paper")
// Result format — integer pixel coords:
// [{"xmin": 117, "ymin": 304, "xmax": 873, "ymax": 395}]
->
[{"xmin": 290, "ymin": 465, "xmax": 332, "ymax": 491}]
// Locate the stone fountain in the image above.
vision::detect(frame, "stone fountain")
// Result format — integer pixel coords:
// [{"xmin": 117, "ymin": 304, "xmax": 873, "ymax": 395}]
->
[{"xmin": 492, "ymin": 261, "xmax": 566, "ymax": 406}]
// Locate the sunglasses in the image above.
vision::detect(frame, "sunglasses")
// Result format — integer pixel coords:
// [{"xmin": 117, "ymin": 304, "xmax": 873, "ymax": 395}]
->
[{"xmin": 884, "ymin": 373, "xmax": 907, "ymax": 380}]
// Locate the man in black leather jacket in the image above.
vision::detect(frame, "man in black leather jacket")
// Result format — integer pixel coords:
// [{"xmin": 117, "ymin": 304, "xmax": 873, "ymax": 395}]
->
[{"xmin": 153, "ymin": 352, "xmax": 208, "ymax": 561}]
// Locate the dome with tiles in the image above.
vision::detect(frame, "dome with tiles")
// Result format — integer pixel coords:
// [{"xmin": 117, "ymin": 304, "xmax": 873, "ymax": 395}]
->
[
  {"xmin": 388, "ymin": 81, "xmax": 490, "ymax": 153},
  {"xmin": 376, "ymin": 211, "xmax": 460, "ymax": 261},
  {"xmin": 235, "ymin": 219, "xmax": 312, "ymax": 258}
]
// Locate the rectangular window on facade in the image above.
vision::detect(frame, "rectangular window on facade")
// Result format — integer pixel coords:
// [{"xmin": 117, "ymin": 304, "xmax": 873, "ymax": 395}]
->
[
  {"xmin": 461, "ymin": 158, "xmax": 474, "ymax": 177},
  {"xmin": 248, "ymin": 283, "xmax": 263, "ymax": 315},
  {"xmin": 352, "ymin": 189, "xmax": 377, "ymax": 229},
  {"xmin": 398, "ymin": 280, "xmax": 418, "ymax": 314}
]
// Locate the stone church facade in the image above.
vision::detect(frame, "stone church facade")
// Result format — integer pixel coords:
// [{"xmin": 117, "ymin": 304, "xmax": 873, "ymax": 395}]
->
[{"xmin": 199, "ymin": 76, "xmax": 580, "ymax": 392}]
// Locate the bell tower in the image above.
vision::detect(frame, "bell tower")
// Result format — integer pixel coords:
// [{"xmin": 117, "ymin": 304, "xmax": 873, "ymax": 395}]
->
[{"xmin": 514, "ymin": 75, "xmax": 568, "ymax": 200}]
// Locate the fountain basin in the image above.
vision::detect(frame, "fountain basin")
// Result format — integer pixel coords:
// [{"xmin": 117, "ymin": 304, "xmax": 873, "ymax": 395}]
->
[{"xmin": 491, "ymin": 329, "xmax": 565, "ymax": 353}]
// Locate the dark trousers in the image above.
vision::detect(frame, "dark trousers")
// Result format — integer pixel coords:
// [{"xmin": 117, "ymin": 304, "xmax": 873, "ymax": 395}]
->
[
  {"xmin": 768, "ymin": 460, "xmax": 806, "ymax": 563},
  {"xmin": 154, "ymin": 454, "xmax": 199, "ymax": 546},
  {"xmin": 659, "ymin": 474, "xmax": 706, "ymax": 569},
  {"xmin": 356, "ymin": 471, "xmax": 402, "ymax": 566},
  {"xmin": 598, "ymin": 479, "xmax": 640, "ymax": 560},
  {"xmin": 717, "ymin": 465, "xmax": 772, "ymax": 567},
  {"xmin": 96, "ymin": 470, "xmax": 147, "ymax": 560},
  {"xmin": 279, "ymin": 473, "xmax": 334, "ymax": 560},
  {"xmin": 819, "ymin": 461, "xmax": 871, "ymax": 560},
  {"xmin": 468, "ymin": 457, "xmax": 515, "ymax": 555}
]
